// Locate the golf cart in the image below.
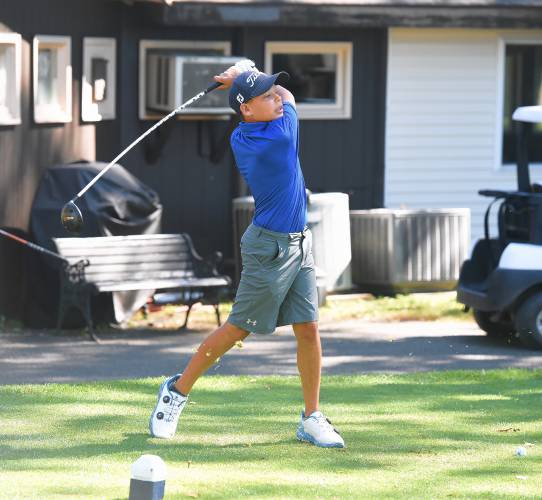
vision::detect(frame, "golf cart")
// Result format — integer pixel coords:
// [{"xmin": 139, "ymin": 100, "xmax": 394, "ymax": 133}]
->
[{"xmin": 457, "ymin": 105, "xmax": 542, "ymax": 349}]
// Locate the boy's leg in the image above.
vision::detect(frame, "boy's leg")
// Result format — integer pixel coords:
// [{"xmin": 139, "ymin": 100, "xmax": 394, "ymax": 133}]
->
[
  {"xmin": 292, "ymin": 321, "xmax": 321, "ymax": 416},
  {"xmin": 293, "ymin": 320, "xmax": 345, "ymax": 448},
  {"xmin": 175, "ymin": 321, "xmax": 250, "ymax": 395},
  {"xmin": 149, "ymin": 321, "xmax": 249, "ymax": 439}
]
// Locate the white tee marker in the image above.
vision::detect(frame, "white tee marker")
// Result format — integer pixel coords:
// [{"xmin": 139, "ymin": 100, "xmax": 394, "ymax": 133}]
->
[{"xmin": 129, "ymin": 454, "xmax": 167, "ymax": 500}]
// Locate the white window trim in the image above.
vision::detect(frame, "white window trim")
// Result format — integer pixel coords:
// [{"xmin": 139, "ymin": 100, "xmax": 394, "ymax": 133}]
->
[
  {"xmin": 495, "ymin": 33, "xmax": 542, "ymax": 172},
  {"xmin": 264, "ymin": 41, "xmax": 353, "ymax": 120},
  {"xmin": 138, "ymin": 39, "xmax": 231, "ymax": 120},
  {"xmin": 82, "ymin": 37, "xmax": 116, "ymax": 122},
  {"xmin": 33, "ymin": 35, "xmax": 72, "ymax": 124},
  {"xmin": 0, "ymin": 33, "xmax": 22, "ymax": 125}
]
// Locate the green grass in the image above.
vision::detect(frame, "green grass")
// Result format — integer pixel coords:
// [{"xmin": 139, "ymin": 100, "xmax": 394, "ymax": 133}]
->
[
  {"xmin": 1, "ymin": 371, "xmax": 541, "ymax": 499},
  {"xmin": 0, "ymin": 292, "xmax": 472, "ymax": 334},
  {"xmin": 123, "ymin": 292, "xmax": 472, "ymax": 332},
  {"xmin": 320, "ymin": 291, "xmax": 472, "ymax": 323}
]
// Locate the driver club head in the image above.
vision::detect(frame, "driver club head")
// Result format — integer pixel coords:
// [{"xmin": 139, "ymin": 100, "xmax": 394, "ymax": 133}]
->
[{"xmin": 60, "ymin": 200, "xmax": 83, "ymax": 235}]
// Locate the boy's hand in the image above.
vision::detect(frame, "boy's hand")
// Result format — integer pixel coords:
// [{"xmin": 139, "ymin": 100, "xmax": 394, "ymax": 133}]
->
[
  {"xmin": 214, "ymin": 59, "xmax": 256, "ymax": 90},
  {"xmin": 213, "ymin": 66, "xmax": 241, "ymax": 90}
]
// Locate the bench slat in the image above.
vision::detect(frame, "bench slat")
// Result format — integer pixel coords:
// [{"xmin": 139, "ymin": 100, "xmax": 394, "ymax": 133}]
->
[
  {"xmin": 96, "ymin": 277, "xmax": 230, "ymax": 292},
  {"xmin": 55, "ymin": 234, "xmax": 184, "ymax": 245},
  {"xmin": 86, "ymin": 269, "xmax": 195, "ymax": 280},
  {"xmin": 59, "ymin": 245, "xmax": 190, "ymax": 258},
  {"xmin": 65, "ymin": 255, "xmax": 192, "ymax": 267}
]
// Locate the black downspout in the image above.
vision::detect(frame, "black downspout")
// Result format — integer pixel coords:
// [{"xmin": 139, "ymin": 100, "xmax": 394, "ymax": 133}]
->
[{"xmin": 516, "ymin": 120, "xmax": 531, "ymax": 193}]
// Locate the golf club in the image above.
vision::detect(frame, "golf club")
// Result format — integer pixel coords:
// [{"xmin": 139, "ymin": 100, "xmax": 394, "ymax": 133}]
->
[
  {"xmin": 60, "ymin": 59, "xmax": 255, "ymax": 234},
  {"xmin": 0, "ymin": 228, "xmax": 68, "ymax": 264},
  {"xmin": 0, "ymin": 228, "xmax": 101, "ymax": 341}
]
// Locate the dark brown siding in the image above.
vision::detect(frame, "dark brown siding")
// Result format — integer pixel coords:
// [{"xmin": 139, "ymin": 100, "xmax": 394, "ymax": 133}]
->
[
  {"xmin": 0, "ymin": 0, "xmax": 122, "ymax": 230},
  {"xmin": 118, "ymin": 13, "xmax": 386, "ymax": 258},
  {"xmin": 0, "ymin": 0, "xmax": 122, "ymax": 318},
  {"xmin": 0, "ymin": 1, "xmax": 386, "ymax": 319},
  {"xmin": 234, "ymin": 26, "xmax": 387, "ymax": 209},
  {"xmin": 114, "ymin": 10, "xmax": 238, "ymax": 262}
]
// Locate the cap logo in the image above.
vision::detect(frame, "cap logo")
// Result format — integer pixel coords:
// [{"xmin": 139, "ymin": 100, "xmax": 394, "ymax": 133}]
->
[
  {"xmin": 236, "ymin": 93, "xmax": 244, "ymax": 104},
  {"xmin": 246, "ymin": 71, "xmax": 260, "ymax": 88}
]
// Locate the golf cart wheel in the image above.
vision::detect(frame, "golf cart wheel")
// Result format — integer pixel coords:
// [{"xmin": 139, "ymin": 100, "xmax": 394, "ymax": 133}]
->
[
  {"xmin": 473, "ymin": 310, "xmax": 514, "ymax": 338},
  {"xmin": 514, "ymin": 293, "xmax": 542, "ymax": 350}
]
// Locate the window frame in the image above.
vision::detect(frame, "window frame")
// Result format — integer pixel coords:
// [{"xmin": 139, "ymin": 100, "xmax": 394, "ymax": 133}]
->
[
  {"xmin": 0, "ymin": 32, "xmax": 22, "ymax": 126},
  {"xmin": 82, "ymin": 37, "xmax": 116, "ymax": 122},
  {"xmin": 264, "ymin": 41, "xmax": 353, "ymax": 120},
  {"xmin": 33, "ymin": 35, "xmax": 72, "ymax": 124},
  {"xmin": 496, "ymin": 34, "xmax": 542, "ymax": 170},
  {"xmin": 138, "ymin": 39, "xmax": 231, "ymax": 120}
]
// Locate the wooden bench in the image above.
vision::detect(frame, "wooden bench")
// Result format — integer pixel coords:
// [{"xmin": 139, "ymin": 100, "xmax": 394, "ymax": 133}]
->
[{"xmin": 53, "ymin": 234, "xmax": 231, "ymax": 338}]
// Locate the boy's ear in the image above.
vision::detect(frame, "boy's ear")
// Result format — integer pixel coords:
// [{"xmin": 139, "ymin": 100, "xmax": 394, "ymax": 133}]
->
[{"xmin": 240, "ymin": 102, "xmax": 251, "ymax": 118}]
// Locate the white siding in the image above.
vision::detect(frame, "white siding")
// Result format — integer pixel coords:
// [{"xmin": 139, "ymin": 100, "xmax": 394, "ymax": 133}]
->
[{"xmin": 385, "ymin": 28, "xmax": 542, "ymax": 241}]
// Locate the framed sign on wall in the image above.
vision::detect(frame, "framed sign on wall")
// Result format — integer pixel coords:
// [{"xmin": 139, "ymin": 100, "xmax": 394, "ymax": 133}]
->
[
  {"xmin": 0, "ymin": 32, "xmax": 21, "ymax": 125},
  {"xmin": 82, "ymin": 37, "xmax": 116, "ymax": 122}
]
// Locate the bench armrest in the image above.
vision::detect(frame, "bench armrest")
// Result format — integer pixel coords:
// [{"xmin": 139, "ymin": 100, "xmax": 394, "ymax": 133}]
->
[
  {"xmin": 193, "ymin": 251, "xmax": 223, "ymax": 277},
  {"xmin": 181, "ymin": 233, "xmax": 224, "ymax": 278}
]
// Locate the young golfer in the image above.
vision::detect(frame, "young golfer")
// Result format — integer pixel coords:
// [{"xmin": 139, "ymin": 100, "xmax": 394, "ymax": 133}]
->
[{"xmin": 149, "ymin": 64, "xmax": 345, "ymax": 448}]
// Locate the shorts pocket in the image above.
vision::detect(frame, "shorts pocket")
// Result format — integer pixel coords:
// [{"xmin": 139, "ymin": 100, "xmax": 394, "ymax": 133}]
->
[{"xmin": 244, "ymin": 236, "xmax": 285, "ymax": 267}]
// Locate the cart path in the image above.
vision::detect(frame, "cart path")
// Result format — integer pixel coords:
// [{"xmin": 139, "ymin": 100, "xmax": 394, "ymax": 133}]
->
[{"xmin": 1, "ymin": 320, "xmax": 541, "ymax": 384}]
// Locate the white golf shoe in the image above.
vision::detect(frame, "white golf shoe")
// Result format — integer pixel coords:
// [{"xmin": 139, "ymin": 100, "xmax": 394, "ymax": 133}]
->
[
  {"xmin": 149, "ymin": 374, "xmax": 188, "ymax": 439},
  {"xmin": 296, "ymin": 411, "xmax": 345, "ymax": 448}
]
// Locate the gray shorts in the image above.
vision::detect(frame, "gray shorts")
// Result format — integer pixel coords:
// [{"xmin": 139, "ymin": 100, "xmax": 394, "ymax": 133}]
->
[{"xmin": 228, "ymin": 223, "xmax": 319, "ymax": 334}]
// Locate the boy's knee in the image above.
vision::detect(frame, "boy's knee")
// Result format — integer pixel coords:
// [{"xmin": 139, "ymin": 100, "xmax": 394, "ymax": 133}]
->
[
  {"xmin": 223, "ymin": 321, "xmax": 250, "ymax": 340},
  {"xmin": 293, "ymin": 321, "xmax": 319, "ymax": 342}
]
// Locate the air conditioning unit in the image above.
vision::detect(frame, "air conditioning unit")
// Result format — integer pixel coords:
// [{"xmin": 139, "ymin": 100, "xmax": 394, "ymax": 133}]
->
[
  {"xmin": 146, "ymin": 55, "xmax": 239, "ymax": 114},
  {"xmin": 350, "ymin": 208, "xmax": 470, "ymax": 293}
]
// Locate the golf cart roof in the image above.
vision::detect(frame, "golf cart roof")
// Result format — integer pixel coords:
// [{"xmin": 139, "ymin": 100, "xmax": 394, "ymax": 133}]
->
[{"xmin": 513, "ymin": 106, "xmax": 542, "ymax": 124}]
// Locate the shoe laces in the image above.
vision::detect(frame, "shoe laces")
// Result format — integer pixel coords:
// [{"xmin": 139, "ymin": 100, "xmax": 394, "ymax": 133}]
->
[
  {"xmin": 164, "ymin": 393, "xmax": 186, "ymax": 422},
  {"xmin": 310, "ymin": 413, "xmax": 341, "ymax": 436}
]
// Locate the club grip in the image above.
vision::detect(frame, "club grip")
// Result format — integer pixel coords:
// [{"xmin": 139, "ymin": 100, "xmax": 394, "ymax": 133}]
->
[{"xmin": 205, "ymin": 81, "xmax": 222, "ymax": 93}]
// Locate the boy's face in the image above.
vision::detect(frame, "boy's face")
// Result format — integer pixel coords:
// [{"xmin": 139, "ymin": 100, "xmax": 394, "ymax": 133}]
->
[{"xmin": 240, "ymin": 85, "xmax": 283, "ymax": 122}]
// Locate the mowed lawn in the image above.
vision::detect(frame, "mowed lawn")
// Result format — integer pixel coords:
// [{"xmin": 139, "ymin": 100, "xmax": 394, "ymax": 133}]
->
[{"xmin": 1, "ymin": 371, "xmax": 541, "ymax": 499}]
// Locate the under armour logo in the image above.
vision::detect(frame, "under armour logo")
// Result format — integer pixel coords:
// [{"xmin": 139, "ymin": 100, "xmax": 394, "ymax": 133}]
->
[
  {"xmin": 236, "ymin": 93, "xmax": 244, "ymax": 104},
  {"xmin": 246, "ymin": 71, "xmax": 260, "ymax": 87},
  {"xmin": 246, "ymin": 318, "xmax": 257, "ymax": 326}
]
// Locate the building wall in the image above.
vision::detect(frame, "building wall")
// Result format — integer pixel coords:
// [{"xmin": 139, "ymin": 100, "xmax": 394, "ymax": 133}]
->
[
  {"xmin": 114, "ymin": 9, "xmax": 238, "ymax": 262},
  {"xmin": 0, "ymin": 0, "xmax": 123, "ymax": 320},
  {"xmin": 0, "ymin": 0, "xmax": 122, "ymax": 230},
  {"xmin": 0, "ymin": 1, "xmax": 387, "ymax": 318},
  {"xmin": 240, "ymin": 26, "xmax": 387, "ymax": 211},
  {"xmin": 117, "ymin": 13, "xmax": 387, "ymax": 260},
  {"xmin": 385, "ymin": 28, "xmax": 542, "ymax": 241}
]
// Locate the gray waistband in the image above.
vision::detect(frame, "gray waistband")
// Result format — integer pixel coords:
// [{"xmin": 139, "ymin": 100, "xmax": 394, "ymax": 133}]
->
[{"xmin": 248, "ymin": 223, "xmax": 308, "ymax": 241}]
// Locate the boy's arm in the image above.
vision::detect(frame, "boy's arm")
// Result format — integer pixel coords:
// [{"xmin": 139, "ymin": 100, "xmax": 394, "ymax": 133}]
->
[{"xmin": 275, "ymin": 85, "xmax": 296, "ymax": 109}]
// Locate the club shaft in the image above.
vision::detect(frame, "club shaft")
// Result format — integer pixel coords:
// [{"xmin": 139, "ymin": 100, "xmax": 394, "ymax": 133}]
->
[
  {"xmin": 74, "ymin": 82, "xmax": 222, "ymax": 201},
  {"xmin": 0, "ymin": 229, "xmax": 68, "ymax": 263}
]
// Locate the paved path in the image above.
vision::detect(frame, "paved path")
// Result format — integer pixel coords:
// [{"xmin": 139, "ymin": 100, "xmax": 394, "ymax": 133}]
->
[{"xmin": 1, "ymin": 320, "xmax": 541, "ymax": 384}]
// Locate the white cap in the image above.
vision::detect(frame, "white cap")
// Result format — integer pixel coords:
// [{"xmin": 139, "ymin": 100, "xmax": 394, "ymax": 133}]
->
[{"xmin": 131, "ymin": 455, "xmax": 167, "ymax": 482}]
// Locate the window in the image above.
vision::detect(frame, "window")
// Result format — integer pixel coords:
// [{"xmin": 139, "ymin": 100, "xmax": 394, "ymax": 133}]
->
[
  {"xmin": 0, "ymin": 33, "xmax": 21, "ymax": 125},
  {"xmin": 82, "ymin": 37, "xmax": 116, "ymax": 121},
  {"xmin": 502, "ymin": 43, "xmax": 542, "ymax": 164},
  {"xmin": 139, "ymin": 40, "xmax": 232, "ymax": 120},
  {"xmin": 265, "ymin": 42, "xmax": 353, "ymax": 119},
  {"xmin": 33, "ymin": 35, "xmax": 72, "ymax": 123}
]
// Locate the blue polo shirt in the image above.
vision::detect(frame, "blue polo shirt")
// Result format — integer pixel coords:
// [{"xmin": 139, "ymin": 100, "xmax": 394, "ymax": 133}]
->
[{"xmin": 230, "ymin": 103, "xmax": 307, "ymax": 233}]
